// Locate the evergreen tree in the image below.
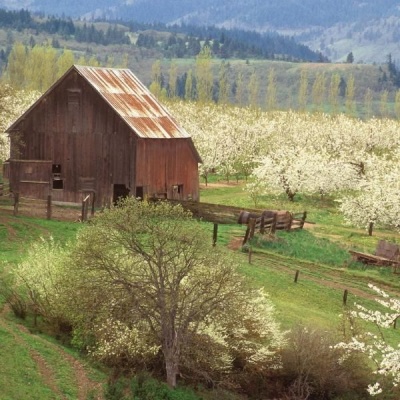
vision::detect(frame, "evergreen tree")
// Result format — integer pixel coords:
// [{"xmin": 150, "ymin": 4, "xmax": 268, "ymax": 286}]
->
[{"xmin": 346, "ymin": 51, "xmax": 354, "ymax": 64}]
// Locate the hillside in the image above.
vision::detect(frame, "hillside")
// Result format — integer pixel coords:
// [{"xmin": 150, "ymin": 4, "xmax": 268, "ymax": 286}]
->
[{"xmin": 0, "ymin": 0, "xmax": 400, "ymax": 62}]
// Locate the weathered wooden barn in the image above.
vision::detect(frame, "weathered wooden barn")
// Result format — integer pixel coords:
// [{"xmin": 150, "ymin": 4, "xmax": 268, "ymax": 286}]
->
[{"xmin": 3, "ymin": 65, "xmax": 201, "ymax": 206}]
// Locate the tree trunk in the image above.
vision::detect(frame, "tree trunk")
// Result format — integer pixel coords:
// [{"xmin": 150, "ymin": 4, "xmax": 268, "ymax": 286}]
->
[
  {"xmin": 368, "ymin": 222, "xmax": 374, "ymax": 236},
  {"xmin": 164, "ymin": 353, "xmax": 179, "ymax": 388}
]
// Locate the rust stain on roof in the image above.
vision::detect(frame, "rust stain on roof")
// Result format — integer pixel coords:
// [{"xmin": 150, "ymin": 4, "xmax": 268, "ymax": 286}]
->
[{"xmin": 75, "ymin": 65, "xmax": 189, "ymax": 139}]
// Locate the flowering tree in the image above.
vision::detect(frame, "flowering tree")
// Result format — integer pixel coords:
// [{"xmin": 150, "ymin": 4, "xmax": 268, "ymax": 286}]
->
[
  {"xmin": 338, "ymin": 159, "xmax": 400, "ymax": 235},
  {"xmin": 335, "ymin": 284, "xmax": 400, "ymax": 397},
  {"xmin": 0, "ymin": 85, "xmax": 40, "ymax": 160}
]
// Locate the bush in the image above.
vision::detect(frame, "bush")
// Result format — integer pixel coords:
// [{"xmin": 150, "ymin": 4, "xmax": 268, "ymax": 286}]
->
[{"xmin": 280, "ymin": 325, "xmax": 371, "ymax": 400}]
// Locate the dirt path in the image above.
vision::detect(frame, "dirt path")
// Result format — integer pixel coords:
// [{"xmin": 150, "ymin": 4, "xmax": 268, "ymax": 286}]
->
[
  {"xmin": 228, "ymin": 236, "xmax": 398, "ymax": 302},
  {"xmin": 0, "ymin": 304, "xmax": 104, "ymax": 400}
]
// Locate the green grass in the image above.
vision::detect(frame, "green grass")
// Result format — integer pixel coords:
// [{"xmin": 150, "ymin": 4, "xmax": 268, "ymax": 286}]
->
[{"xmin": 1, "ymin": 181, "xmax": 400, "ymax": 398}]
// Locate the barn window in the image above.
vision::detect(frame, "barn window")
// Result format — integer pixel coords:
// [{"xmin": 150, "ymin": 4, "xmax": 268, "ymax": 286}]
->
[
  {"xmin": 173, "ymin": 184, "xmax": 183, "ymax": 194},
  {"xmin": 52, "ymin": 164, "xmax": 63, "ymax": 190},
  {"xmin": 67, "ymin": 89, "xmax": 82, "ymax": 134}
]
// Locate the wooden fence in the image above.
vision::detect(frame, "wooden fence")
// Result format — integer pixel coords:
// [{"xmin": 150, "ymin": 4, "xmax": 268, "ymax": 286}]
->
[
  {"xmin": 0, "ymin": 182, "xmax": 10, "ymax": 197},
  {"xmin": 10, "ymin": 192, "xmax": 96, "ymax": 222},
  {"xmin": 156, "ymin": 199, "xmax": 307, "ymax": 245},
  {"xmin": 242, "ymin": 210, "xmax": 307, "ymax": 245}
]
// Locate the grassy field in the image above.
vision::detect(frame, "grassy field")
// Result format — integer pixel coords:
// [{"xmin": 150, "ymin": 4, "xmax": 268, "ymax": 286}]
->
[{"xmin": 1, "ymin": 181, "xmax": 400, "ymax": 398}]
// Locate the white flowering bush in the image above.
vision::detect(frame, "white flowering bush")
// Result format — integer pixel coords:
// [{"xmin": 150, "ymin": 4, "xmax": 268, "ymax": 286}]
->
[
  {"xmin": 0, "ymin": 86, "xmax": 41, "ymax": 160},
  {"xmin": 335, "ymin": 284, "xmax": 400, "ymax": 397}
]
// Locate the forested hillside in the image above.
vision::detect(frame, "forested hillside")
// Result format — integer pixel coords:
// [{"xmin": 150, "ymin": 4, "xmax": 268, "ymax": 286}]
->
[
  {"xmin": 0, "ymin": 8, "xmax": 322, "ymax": 64},
  {"xmin": 1, "ymin": 0, "xmax": 400, "ymax": 62}
]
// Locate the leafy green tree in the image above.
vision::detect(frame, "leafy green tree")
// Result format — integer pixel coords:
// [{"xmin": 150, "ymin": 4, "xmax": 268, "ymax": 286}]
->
[
  {"xmin": 312, "ymin": 72, "xmax": 325, "ymax": 112},
  {"xmin": 266, "ymin": 68, "xmax": 277, "ymax": 111},
  {"xmin": 364, "ymin": 88, "xmax": 373, "ymax": 119},
  {"xmin": 298, "ymin": 69, "xmax": 308, "ymax": 111},
  {"xmin": 12, "ymin": 199, "xmax": 284, "ymax": 389},
  {"xmin": 168, "ymin": 61, "xmax": 178, "ymax": 99},
  {"xmin": 195, "ymin": 46, "xmax": 213, "ymax": 103},
  {"xmin": 235, "ymin": 70, "xmax": 245, "ymax": 106},
  {"xmin": 217, "ymin": 60, "xmax": 230, "ymax": 105},
  {"xmin": 248, "ymin": 69, "xmax": 259, "ymax": 110},
  {"xmin": 6, "ymin": 42, "xmax": 28, "ymax": 89},
  {"xmin": 149, "ymin": 60, "xmax": 162, "ymax": 98},
  {"xmin": 345, "ymin": 74, "xmax": 355, "ymax": 115},
  {"xmin": 56, "ymin": 48, "xmax": 75, "ymax": 79},
  {"xmin": 379, "ymin": 89, "xmax": 389, "ymax": 118},
  {"xmin": 184, "ymin": 69, "xmax": 194, "ymax": 100},
  {"xmin": 395, "ymin": 89, "xmax": 400, "ymax": 119},
  {"xmin": 329, "ymin": 73, "xmax": 340, "ymax": 114}
]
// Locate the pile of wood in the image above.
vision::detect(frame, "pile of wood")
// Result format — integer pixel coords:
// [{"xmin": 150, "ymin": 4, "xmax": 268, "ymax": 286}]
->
[{"xmin": 349, "ymin": 240, "xmax": 400, "ymax": 273}]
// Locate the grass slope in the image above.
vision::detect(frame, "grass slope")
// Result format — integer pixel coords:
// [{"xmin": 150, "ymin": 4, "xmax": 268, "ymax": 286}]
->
[{"xmin": 1, "ymin": 182, "xmax": 400, "ymax": 397}]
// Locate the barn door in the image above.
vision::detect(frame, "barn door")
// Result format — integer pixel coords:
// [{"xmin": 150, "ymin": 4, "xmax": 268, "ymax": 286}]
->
[{"xmin": 113, "ymin": 184, "xmax": 130, "ymax": 204}]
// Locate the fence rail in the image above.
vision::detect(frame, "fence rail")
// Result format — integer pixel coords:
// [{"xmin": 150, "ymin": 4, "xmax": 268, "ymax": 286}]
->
[{"xmin": 0, "ymin": 182, "xmax": 11, "ymax": 197}]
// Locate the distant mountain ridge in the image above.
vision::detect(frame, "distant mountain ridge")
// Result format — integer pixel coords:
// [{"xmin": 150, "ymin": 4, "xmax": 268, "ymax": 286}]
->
[{"xmin": 1, "ymin": 0, "xmax": 400, "ymax": 63}]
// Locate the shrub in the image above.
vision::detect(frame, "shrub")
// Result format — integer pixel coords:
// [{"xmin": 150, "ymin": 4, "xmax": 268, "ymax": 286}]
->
[{"xmin": 280, "ymin": 325, "xmax": 371, "ymax": 400}]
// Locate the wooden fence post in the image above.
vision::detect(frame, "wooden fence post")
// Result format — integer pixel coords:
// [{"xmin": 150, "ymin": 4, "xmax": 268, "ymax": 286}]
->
[
  {"xmin": 271, "ymin": 213, "xmax": 277, "ymax": 234},
  {"xmin": 294, "ymin": 270, "xmax": 300, "ymax": 283},
  {"xmin": 91, "ymin": 192, "xmax": 96, "ymax": 217},
  {"xmin": 300, "ymin": 211, "xmax": 307, "ymax": 229},
  {"xmin": 212, "ymin": 223, "xmax": 218, "ymax": 247},
  {"xmin": 343, "ymin": 289, "xmax": 348, "ymax": 306},
  {"xmin": 46, "ymin": 194, "xmax": 52, "ymax": 220},
  {"xmin": 242, "ymin": 226, "xmax": 250, "ymax": 246},
  {"xmin": 81, "ymin": 194, "xmax": 89, "ymax": 222},
  {"xmin": 260, "ymin": 214, "xmax": 265, "ymax": 234},
  {"xmin": 249, "ymin": 218, "xmax": 256, "ymax": 240},
  {"xmin": 13, "ymin": 193, "xmax": 19, "ymax": 216}
]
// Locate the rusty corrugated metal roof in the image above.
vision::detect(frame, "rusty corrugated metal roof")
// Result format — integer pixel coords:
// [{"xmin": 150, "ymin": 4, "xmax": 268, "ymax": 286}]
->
[{"xmin": 74, "ymin": 65, "xmax": 190, "ymax": 139}]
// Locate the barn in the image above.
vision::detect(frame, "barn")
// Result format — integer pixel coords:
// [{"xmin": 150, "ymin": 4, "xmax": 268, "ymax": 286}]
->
[{"xmin": 3, "ymin": 65, "xmax": 201, "ymax": 207}]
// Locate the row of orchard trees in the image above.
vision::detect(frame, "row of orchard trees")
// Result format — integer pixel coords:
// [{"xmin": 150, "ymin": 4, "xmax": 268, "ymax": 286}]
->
[
  {"xmin": 3, "ymin": 42, "xmax": 128, "ymax": 91},
  {"xmin": 167, "ymin": 101, "xmax": 400, "ymax": 235},
  {"xmin": 150, "ymin": 47, "xmax": 400, "ymax": 119}
]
